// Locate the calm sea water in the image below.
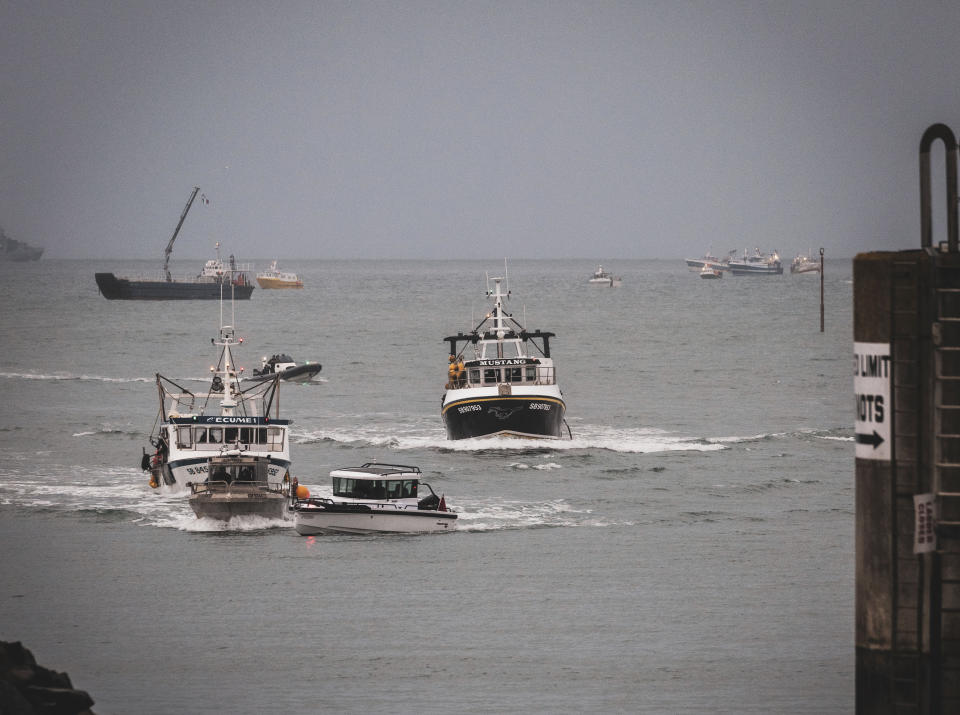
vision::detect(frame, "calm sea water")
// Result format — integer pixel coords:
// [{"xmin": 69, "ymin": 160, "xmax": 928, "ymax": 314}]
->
[{"xmin": 0, "ymin": 258, "xmax": 854, "ymax": 714}]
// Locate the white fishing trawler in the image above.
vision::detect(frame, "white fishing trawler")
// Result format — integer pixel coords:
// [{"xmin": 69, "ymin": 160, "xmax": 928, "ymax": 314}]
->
[
  {"xmin": 141, "ymin": 297, "xmax": 292, "ymax": 490},
  {"xmin": 790, "ymin": 251, "xmax": 822, "ymax": 274},
  {"xmin": 441, "ymin": 269, "xmax": 569, "ymax": 440},
  {"xmin": 588, "ymin": 265, "xmax": 621, "ymax": 285},
  {"xmin": 292, "ymin": 463, "xmax": 457, "ymax": 535}
]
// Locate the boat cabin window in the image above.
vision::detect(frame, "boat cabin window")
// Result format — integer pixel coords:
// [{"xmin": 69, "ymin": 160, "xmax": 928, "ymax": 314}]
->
[
  {"xmin": 333, "ymin": 478, "xmax": 417, "ymax": 500},
  {"xmin": 469, "ymin": 369, "xmax": 480, "ymax": 385},
  {"xmin": 191, "ymin": 426, "xmax": 270, "ymax": 447},
  {"xmin": 208, "ymin": 462, "xmax": 266, "ymax": 485},
  {"xmin": 526, "ymin": 366, "xmax": 536, "ymax": 382},
  {"xmin": 483, "ymin": 368, "xmax": 498, "ymax": 384},
  {"xmin": 505, "ymin": 366, "xmax": 522, "ymax": 383},
  {"xmin": 266, "ymin": 426, "xmax": 284, "ymax": 451}
]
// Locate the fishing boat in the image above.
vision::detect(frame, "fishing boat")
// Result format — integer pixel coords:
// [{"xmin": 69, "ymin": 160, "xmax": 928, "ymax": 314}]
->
[
  {"xmin": 249, "ymin": 353, "xmax": 322, "ymax": 383},
  {"xmin": 95, "ymin": 187, "xmax": 254, "ymax": 300},
  {"xmin": 292, "ymin": 463, "xmax": 457, "ymax": 535},
  {"xmin": 728, "ymin": 248, "xmax": 783, "ymax": 275},
  {"xmin": 790, "ymin": 252, "xmax": 822, "ymax": 274},
  {"xmin": 188, "ymin": 453, "xmax": 289, "ymax": 520},
  {"xmin": 699, "ymin": 264, "xmax": 723, "ymax": 279},
  {"xmin": 140, "ymin": 298, "xmax": 292, "ymax": 489},
  {"xmin": 441, "ymin": 269, "xmax": 569, "ymax": 440},
  {"xmin": 256, "ymin": 261, "xmax": 303, "ymax": 289},
  {"xmin": 0, "ymin": 227, "xmax": 43, "ymax": 261},
  {"xmin": 589, "ymin": 265, "xmax": 620, "ymax": 284},
  {"xmin": 684, "ymin": 250, "xmax": 732, "ymax": 271}
]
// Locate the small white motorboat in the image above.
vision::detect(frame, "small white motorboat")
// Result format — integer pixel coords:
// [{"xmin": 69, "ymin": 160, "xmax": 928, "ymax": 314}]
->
[
  {"xmin": 588, "ymin": 265, "xmax": 622, "ymax": 285},
  {"xmin": 292, "ymin": 463, "xmax": 457, "ymax": 535},
  {"xmin": 699, "ymin": 264, "xmax": 723, "ymax": 279}
]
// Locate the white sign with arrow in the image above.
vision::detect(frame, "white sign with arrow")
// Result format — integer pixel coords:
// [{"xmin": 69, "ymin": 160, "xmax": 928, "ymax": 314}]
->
[{"xmin": 854, "ymin": 341, "xmax": 891, "ymax": 461}]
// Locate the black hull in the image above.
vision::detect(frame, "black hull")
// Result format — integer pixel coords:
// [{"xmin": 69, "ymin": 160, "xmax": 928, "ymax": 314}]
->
[
  {"xmin": 442, "ymin": 394, "xmax": 566, "ymax": 440},
  {"xmin": 250, "ymin": 363, "xmax": 322, "ymax": 383},
  {"xmin": 95, "ymin": 273, "xmax": 254, "ymax": 300}
]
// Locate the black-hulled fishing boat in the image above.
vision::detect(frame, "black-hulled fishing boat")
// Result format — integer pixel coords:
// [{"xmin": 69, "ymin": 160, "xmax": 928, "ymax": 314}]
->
[
  {"xmin": 441, "ymin": 270, "xmax": 569, "ymax": 440},
  {"xmin": 95, "ymin": 186, "xmax": 254, "ymax": 300}
]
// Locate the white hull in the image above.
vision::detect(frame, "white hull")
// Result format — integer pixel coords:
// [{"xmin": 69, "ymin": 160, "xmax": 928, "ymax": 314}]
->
[
  {"xmin": 294, "ymin": 508, "xmax": 457, "ymax": 534},
  {"xmin": 165, "ymin": 452, "xmax": 290, "ymax": 488}
]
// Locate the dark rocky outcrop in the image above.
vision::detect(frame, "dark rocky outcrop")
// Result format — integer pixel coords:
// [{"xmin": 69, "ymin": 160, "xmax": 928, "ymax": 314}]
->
[{"xmin": 0, "ymin": 641, "xmax": 95, "ymax": 715}]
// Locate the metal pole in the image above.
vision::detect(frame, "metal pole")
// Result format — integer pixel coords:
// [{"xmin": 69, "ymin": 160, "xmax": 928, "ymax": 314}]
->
[{"xmin": 820, "ymin": 247, "xmax": 825, "ymax": 332}]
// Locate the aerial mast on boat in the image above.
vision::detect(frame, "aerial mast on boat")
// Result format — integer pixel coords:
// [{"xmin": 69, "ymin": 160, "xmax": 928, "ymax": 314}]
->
[{"xmin": 163, "ymin": 186, "xmax": 201, "ymax": 282}]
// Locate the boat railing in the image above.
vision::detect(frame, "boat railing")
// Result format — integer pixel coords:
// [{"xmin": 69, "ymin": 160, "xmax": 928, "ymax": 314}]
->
[
  {"xmin": 452, "ymin": 364, "xmax": 557, "ymax": 389},
  {"xmin": 111, "ymin": 269, "xmax": 253, "ymax": 282},
  {"xmin": 189, "ymin": 478, "xmax": 285, "ymax": 495}
]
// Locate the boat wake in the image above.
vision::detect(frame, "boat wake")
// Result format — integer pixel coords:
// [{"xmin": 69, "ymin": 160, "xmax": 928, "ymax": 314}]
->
[
  {"xmin": 0, "ymin": 463, "xmax": 289, "ymax": 532},
  {"xmin": 0, "ymin": 371, "xmax": 153, "ymax": 384},
  {"xmin": 293, "ymin": 423, "xmax": 726, "ymax": 455}
]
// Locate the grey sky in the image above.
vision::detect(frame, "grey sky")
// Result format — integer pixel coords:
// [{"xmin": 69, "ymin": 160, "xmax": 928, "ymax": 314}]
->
[{"xmin": 2, "ymin": 0, "xmax": 959, "ymax": 260}]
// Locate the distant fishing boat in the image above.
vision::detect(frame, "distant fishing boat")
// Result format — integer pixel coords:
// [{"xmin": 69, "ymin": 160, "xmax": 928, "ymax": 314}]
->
[
  {"xmin": 95, "ymin": 187, "xmax": 254, "ymax": 300},
  {"xmin": 0, "ymin": 227, "xmax": 43, "ymax": 261},
  {"xmin": 256, "ymin": 261, "xmax": 303, "ymax": 289},
  {"xmin": 728, "ymin": 248, "xmax": 783, "ymax": 275},
  {"xmin": 790, "ymin": 251, "xmax": 821, "ymax": 274}
]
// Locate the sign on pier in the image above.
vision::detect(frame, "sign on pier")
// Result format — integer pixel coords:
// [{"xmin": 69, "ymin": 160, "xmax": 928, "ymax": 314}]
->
[{"xmin": 854, "ymin": 342, "xmax": 891, "ymax": 461}]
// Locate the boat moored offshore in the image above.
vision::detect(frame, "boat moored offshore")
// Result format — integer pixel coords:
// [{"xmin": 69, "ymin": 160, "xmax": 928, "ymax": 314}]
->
[
  {"xmin": 256, "ymin": 261, "xmax": 303, "ymax": 289},
  {"xmin": 441, "ymin": 270, "xmax": 569, "ymax": 440},
  {"xmin": 95, "ymin": 187, "xmax": 254, "ymax": 300},
  {"xmin": 728, "ymin": 248, "xmax": 783, "ymax": 275}
]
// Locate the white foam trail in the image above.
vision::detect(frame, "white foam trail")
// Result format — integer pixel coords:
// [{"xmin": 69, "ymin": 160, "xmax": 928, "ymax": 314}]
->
[
  {"xmin": 0, "ymin": 371, "xmax": 153, "ymax": 383},
  {"xmin": 295, "ymin": 424, "xmax": 724, "ymax": 455}
]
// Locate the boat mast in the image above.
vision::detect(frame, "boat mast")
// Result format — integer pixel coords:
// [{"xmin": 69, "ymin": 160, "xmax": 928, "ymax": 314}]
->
[{"xmin": 163, "ymin": 186, "xmax": 201, "ymax": 282}]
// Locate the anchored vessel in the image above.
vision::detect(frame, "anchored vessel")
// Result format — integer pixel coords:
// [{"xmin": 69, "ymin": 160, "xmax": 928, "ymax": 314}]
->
[
  {"xmin": 95, "ymin": 187, "xmax": 254, "ymax": 300},
  {"xmin": 684, "ymin": 250, "xmax": 732, "ymax": 272},
  {"xmin": 441, "ymin": 272, "xmax": 568, "ymax": 440},
  {"xmin": 728, "ymin": 248, "xmax": 783, "ymax": 275},
  {"xmin": 188, "ymin": 453, "xmax": 288, "ymax": 520},
  {"xmin": 256, "ymin": 261, "xmax": 303, "ymax": 289},
  {"xmin": 0, "ymin": 227, "xmax": 43, "ymax": 261},
  {"xmin": 790, "ymin": 251, "xmax": 821, "ymax": 274},
  {"xmin": 141, "ymin": 306, "xmax": 292, "ymax": 489},
  {"xmin": 292, "ymin": 463, "xmax": 456, "ymax": 535},
  {"xmin": 588, "ymin": 265, "xmax": 621, "ymax": 285},
  {"xmin": 249, "ymin": 354, "xmax": 322, "ymax": 383}
]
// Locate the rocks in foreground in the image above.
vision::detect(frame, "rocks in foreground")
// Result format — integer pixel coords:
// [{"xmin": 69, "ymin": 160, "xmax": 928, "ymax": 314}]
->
[{"xmin": 0, "ymin": 641, "xmax": 95, "ymax": 715}]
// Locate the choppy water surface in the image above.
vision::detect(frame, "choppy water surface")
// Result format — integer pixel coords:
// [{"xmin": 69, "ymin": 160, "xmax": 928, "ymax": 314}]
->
[{"xmin": 0, "ymin": 259, "xmax": 854, "ymax": 713}]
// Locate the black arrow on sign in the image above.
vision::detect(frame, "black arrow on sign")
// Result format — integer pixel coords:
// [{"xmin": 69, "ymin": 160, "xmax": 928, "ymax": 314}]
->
[{"xmin": 856, "ymin": 430, "xmax": 885, "ymax": 449}]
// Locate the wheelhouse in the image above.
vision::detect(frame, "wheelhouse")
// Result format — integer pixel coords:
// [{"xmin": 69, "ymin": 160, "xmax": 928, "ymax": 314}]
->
[{"xmin": 329, "ymin": 463, "xmax": 422, "ymax": 501}]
